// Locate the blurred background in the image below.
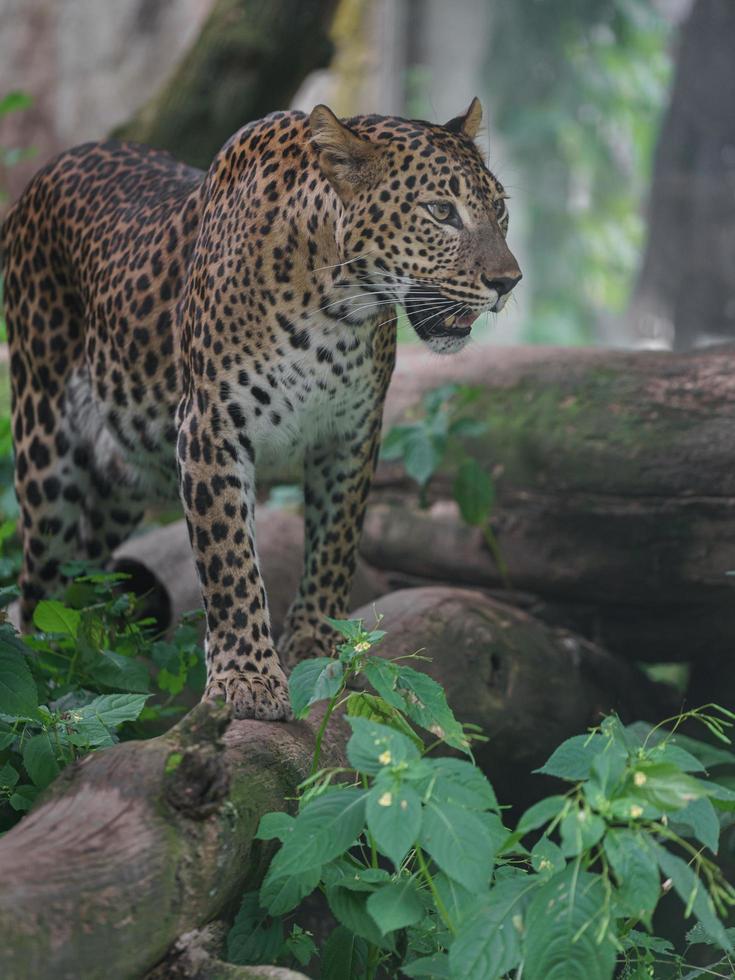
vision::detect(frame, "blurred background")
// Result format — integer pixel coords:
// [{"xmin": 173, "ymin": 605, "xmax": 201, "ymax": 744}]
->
[{"xmin": 0, "ymin": 0, "xmax": 733, "ymax": 351}]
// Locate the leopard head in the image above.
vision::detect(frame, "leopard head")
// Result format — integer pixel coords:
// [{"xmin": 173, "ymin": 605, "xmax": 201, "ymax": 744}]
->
[{"xmin": 310, "ymin": 98, "xmax": 521, "ymax": 354}]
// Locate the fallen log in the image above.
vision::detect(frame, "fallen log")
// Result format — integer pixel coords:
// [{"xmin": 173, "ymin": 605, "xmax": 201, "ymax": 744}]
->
[{"xmin": 0, "ymin": 587, "xmax": 669, "ymax": 978}]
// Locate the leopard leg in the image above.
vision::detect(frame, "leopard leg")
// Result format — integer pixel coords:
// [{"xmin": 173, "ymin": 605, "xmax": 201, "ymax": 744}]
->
[
  {"xmin": 278, "ymin": 405, "xmax": 384, "ymax": 668},
  {"xmin": 176, "ymin": 402, "xmax": 291, "ymax": 721}
]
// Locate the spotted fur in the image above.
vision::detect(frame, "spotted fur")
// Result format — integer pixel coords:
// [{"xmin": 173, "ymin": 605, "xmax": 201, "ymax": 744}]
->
[{"xmin": 1, "ymin": 98, "xmax": 521, "ymax": 719}]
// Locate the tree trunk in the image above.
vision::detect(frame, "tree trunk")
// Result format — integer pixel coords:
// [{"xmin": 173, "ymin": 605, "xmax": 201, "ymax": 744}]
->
[
  {"xmin": 629, "ymin": 0, "xmax": 735, "ymax": 349},
  {"xmin": 112, "ymin": 0, "xmax": 339, "ymax": 169},
  {"xmin": 0, "ymin": 587, "xmax": 666, "ymax": 978}
]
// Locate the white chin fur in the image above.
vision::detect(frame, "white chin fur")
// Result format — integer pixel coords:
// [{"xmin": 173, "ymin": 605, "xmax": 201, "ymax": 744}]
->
[{"xmin": 424, "ymin": 334, "xmax": 471, "ymax": 355}]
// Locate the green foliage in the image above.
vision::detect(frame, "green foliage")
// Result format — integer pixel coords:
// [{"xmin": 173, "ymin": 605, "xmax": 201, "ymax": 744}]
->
[
  {"xmin": 0, "ymin": 570, "xmax": 205, "ymax": 828},
  {"xmin": 486, "ymin": 0, "xmax": 672, "ymax": 344},
  {"xmin": 382, "ymin": 383, "xmax": 509, "ymax": 584},
  {"xmin": 226, "ymin": 617, "xmax": 735, "ymax": 979}
]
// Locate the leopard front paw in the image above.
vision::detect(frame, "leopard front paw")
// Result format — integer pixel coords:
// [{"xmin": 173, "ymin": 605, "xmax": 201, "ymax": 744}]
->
[{"xmin": 203, "ymin": 663, "xmax": 292, "ymax": 721}]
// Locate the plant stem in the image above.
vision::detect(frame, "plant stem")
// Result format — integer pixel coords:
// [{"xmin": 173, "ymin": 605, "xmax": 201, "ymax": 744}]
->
[
  {"xmin": 416, "ymin": 845, "xmax": 455, "ymax": 936},
  {"xmin": 482, "ymin": 521, "xmax": 511, "ymax": 589},
  {"xmin": 309, "ymin": 683, "xmax": 345, "ymax": 777}
]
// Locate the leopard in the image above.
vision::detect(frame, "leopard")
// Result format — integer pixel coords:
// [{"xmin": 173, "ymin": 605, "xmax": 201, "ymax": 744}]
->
[{"xmin": 0, "ymin": 97, "xmax": 521, "ymax": 721}]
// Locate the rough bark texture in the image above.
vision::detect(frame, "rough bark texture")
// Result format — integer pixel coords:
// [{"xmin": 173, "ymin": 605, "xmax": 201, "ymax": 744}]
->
[
  {"xmin": 0, "ymin": 700, "xmax": 346, "ymax": 980},
  {"xmin": 629, "ymin": 0, "xmax": 735, "ymax": 349},
  {"xmin": 112, "ymin": 0, "xmax": 339, "ymax": 169},
  {"xmin": 0, "ymin": 587, "xmax": 668, "ymax": 977},
  {"xmin": 363, "ymin": 344, "xmax": 735, "ymax": 679}
]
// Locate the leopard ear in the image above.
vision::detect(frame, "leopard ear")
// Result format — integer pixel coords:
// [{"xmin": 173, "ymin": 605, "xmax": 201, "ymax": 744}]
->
[
  {"xmin": 309, "ymin": 104, "xmax": 382, "ymax": 201},
  {"xmin": 444, "ymin": 97, "xmax": 483, "ymax": 139}
]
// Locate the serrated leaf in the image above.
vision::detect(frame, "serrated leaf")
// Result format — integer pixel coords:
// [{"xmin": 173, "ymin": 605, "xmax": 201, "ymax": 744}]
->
[
  {"xmin": 524, "ymin": 867, "xmax": 617, "ymax": 980},
  {"xmin": 259, "ymin": 860, "xmax": 321, "ymax": 916},
  {"xmin": 393, "ymin": 664, "xmax": 468, "ymax": 751},
  {"xmin": 559, "ymin": 806, "xmax": 606, "ymax": 856},
  {"xmin": 654, "ymin": 845, "xmax": 732, "ymax": 952},
  {"xmin": 626, "ymin": 762, "xmax": 706, "ymax": 812},
  {"xmin": 423, "ymin": 757, "xmax": 498, "ymax": 811},
  {"xmin": 0, "ymin": 634, "xmax": 40, "ymax": 721},
  {"xmin": 517, "ymin": 795, "xmax": 568, "ymax": 835},
  {"xmin": 264, "ymin": 788, "xmax": 367, "ymax": 886},
  {"xmin": 226, "ymin": 891, "xmax": 284, "ymax": 965},
  {"xmin": 604, "ymin": 828, "xmax": 661, "ymax": 917},
  {"xmin": 347, "ymin": 716, "xmax": 420, "ymax": 776},
  {"xmin": 288, "ymin": 657, "xmax": 343, "ymax": 719},
  {"xmin": 531, "ymin": 836, "xmax": 566, "ymax": 875},
  {"xmin": 91, "ymin": 650, "xmax": 150, "ymax": 693},
  {"xmin": 366, "ymin": 781, "xmax": 422, "ymax": 869},
  {"xmin": 78, "ymin": 693, "xmax": 148, "ymax": 729},
  {"xmin": 254, "ymin": 811, "xmax": 295, "ymax": 842},
  {"xmin": 433, "ymin": 873, "xmax": 476, "ymax": 927},
  {"xmin": 420, "ymin": 799, "xmax": 494, "ymax": 893},
  {"xmin": 449, "ymin": 877, "xmax": 535, "ymax": 980},
  {"xmin": 321, "ymin": 925, "xmax": 368, "ymax": 980},
  {"xmin": 366, "ymin": 877, "xmax": 424, "ymax": 934},
  {"xmin": 32, "ymin": 600, "xmax": 80, "ymax": 637},
  {"xmin": 327, "ymin": 883, "xmax": 394, "ymax": 950},
  {"xmin": 0, "ymin": 760, "xmax": 19, "ymax": 789},
  {"xmin": 401, "ymin": 952, "xmax": 452, "ymax": 977},
  {"xmin": 672, "ymin": 797, "xmax": 720, "ymax": 854},
  {"xmin": 9, "ymin": 783, "xmax": 38, "ymax": 811},
  {"xmin": 22, "ymin": 732, "xmax": 60, "ymax": 789},
  {"xmin": 344, "ymin": 691, "xmax": 424, "ymax": 750},
  {"xmin": 453, "ymin": 457, "xmax": 494, "ymax": 526},
  {"xmin": 535, "ymin": 734, "xmax": 609, "ymax": 781}
]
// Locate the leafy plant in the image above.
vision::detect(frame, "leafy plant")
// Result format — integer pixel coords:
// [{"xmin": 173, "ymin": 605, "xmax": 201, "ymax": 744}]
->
[
  {"xmin": 227, "ymin": 616, "xmax": 735, "ymax": 979},
  {"xmin": 0, "ymin": 569, "xmax": 205, "ymax": 826},
  {"xmin": 382, "ymin": 383, "xmax": 509, "ymax": 584}
]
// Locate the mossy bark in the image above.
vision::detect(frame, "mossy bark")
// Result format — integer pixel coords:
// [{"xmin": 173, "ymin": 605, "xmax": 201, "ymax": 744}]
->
[{"xmin": 113, "ymin": 0, "xmax": 339, "ymax": 169}]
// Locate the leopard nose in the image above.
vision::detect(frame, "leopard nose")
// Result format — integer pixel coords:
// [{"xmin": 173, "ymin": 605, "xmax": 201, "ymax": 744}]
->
[{"xmin": 481, "ymin": 272, "xmax": 522, "ymax": 296}]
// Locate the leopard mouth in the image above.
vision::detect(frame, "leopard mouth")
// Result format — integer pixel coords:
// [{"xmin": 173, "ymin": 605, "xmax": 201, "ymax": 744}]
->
[{"xmin": 404, "ymin": 291, "xmax": 477, "ymax": 340}]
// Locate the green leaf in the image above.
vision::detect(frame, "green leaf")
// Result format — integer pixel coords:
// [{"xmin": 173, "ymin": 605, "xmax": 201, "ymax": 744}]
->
[
  {"xmin": 91, "ymin": 650, "xmax": 150, "ymax": 693},
  {"xmin": 0, "ymin": 633, "xmax": 40, "ymax": 721},
  {"xmin": 9, "ymin": 783, "xmax": 38, "ymax": 811},
  {"xmin": 672, "ymin": 797, "xmax": 720, "ymax": 854},
  {"xmin": 259, "ymin": 860, "xmax": 321, "ymax": 916},
  {"xmin": 403, "ymin": 428, "xmax": 442, "ymax": 487},
  {"xmin": 626, "ymin": 762, "xmax": 706, "ymax": 812},
  {"xmin": 22, "ymin": 732, "xmax": 60, "ymax": 789},
  {"xmin": 323, "ymin": 864, "xmax": 390, "ymax": 892},
  {"xmin": 226, "ymin": 892, "xmax": 284, "ymax": 965},
  {"xmin": 366, "ymin": 877, "xmax": 425, "ymax": 934},
  {"xmin": 604, "ymin": 828, "xmax": 661, "ymax": 917},
  {"xmin": 393, "ymin": 664, "xmax": 467, "ymax": 751},
  {"xmin": 535, "ymin": 733, "xmax": 608, "ymax": 781},
  {"xmin": 288, "ymin": 657, "xmax": 343, "ymax": 719},
  {"xmin": 449, "ymin": 417, "xmax": 488, "ymax": 439},
  {"xmin": 449, "ymin": 877, "xmax": 534, "ymax": 980},
  {"xmin": 347, "ymin": 716, "xmax": 420, "ymax": 776},
  {"xmin": 0, "ymin": 91, "xmax": 33, "ymax": 116},
  {"xmin": 366, "ymin": 782, "xmax": 422, "ymax": 869},
  {"xmin": 517, "ymin": 795, "xmax": 568, "ymax": 835},
  {"xmin": 420, "ymin": 799, "xmax": 495, "ymax": 893},
  {"xmin": 401, "ymin": 952, "xmax": 452, "ymax": 977},
  {"xmin": 32, "ymin": 600, "xmax": 80, "ymax": 637},
  {"xmin": 78, "ymin": 693, "xmax": 149, "ymax": 730},
  {"xmin": 654, "ymin": 845, "xmax": 733, "ymax": 952},
  {"xmin": 524, "ymin": 866, "xmax": 617, "ymax": 980},
  {"xmin": 433, "ymin": 874, "xmax": 476, "ymax": 927},
  {"xmin": 559, "ymin": 806, "xmax": 606, "ymax": 856},
  {"xmin": 423, "ymin": 757, "xmax": 498, "ymax": 811},
  {"xmin": 0, "ymin": 760, "xmax": 20, "ymax": 789},
  {"xmin": 327, "ymin": 883, "xmax": 393, "ymax": 950},
  {"xmin": 264, "ymin": 788, "xmax": 367, "ymax": 884},
  {"xmin": 453, "ymin": 458, "xmax": 494, "ymax": 526},
  {"xmin": 531, "ymin": 836, "xmax": 566, "ymax": 876},
  {"xmin": 380, "ymin": 425, "xmax": 415, "ymax": 461},
  {"xmin": 254, "ymin": 811, "xmax": 295, "ymax": 842},
  {"xmin": 282, "ymin": 925, "xmax": 316, "ymax": 967},
  {"xmin": 321, "ymin": 925, "xmax": 368, "ymax": 980},
  {"xmin": 344, "ymin": 691, "xmax": 424, "ymax": 750}
]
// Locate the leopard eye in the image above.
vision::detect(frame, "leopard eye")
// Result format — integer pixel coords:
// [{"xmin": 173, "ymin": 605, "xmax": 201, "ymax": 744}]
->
[
  {"xmin": 424, "ymin": 201, "xmax": 462, "ymax": 229},
  {"xmin": 493, "ymin": 198, "xmax": 506, "ymax": 220}
]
